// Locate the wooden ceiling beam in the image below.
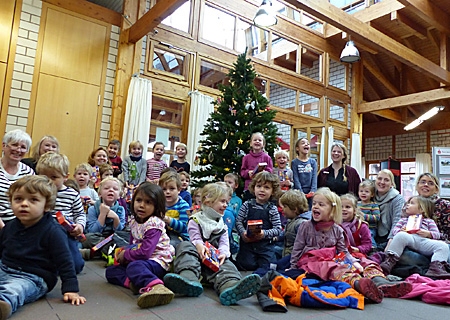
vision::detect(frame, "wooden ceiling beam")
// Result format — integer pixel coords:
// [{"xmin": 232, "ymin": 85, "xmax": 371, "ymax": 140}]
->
[
  {"xmin": 359, "ymin": 87, "xmax": 450, "ymax": 113},
  {"xmin": 371, "ymin": 109, "xmax": 406, "ymax": 123},
  {"xmin": 362, "ymin": 54, "xmax": 401, "ymax": 95},
  {"xmin": 283, "ymin": 0, "xmax": 450, "ymax": 85},
  {"xmin": 324, "ymin": 0, "xmax": 405, "ymax": 38},
  {"xmin": 127, "ymin": 0, "xmax": 187, "ymax": 43},
  {"xmin": 396, "ymin": 0, "xmax": 450, "ymax": 36},
  {"xmin": 390, "ymin": 11, "xmax": 427, "ymax": 40}
]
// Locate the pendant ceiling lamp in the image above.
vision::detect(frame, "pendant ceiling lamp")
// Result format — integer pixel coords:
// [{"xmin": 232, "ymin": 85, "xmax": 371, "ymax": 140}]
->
[
  {"xmin": 253, "ymin": 0, "xmax": 278, "ymax": 27},
  {"xmin": 340, "ymin": 40, "xmax": 360, "ymax": 63}
]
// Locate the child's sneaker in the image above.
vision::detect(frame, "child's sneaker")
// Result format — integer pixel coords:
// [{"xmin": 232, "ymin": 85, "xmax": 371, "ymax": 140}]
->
[
  {"xmin": 163, "ymin": 273, "xmax": 203, "ymax": 297},
  {"xmin": 137, "ymin": 284, "xmax": 174, "ymax": 308},
  {"xmin": 219, "ymin": 274, "xmax": 261, "ymax": 306},
  {"xmin": 0, "ymin": 300, "xmax": 12, "ymax": 320}
]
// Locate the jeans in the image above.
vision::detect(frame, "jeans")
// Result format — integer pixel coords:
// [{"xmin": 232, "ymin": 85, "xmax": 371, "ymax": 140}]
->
[
  {"xmin": 0, "ymin": 262, "xmax": 48, "ymax": 313},
  {"xmin": 369, "ymin": 227, "xmax": 377, "ymax": 248},
  {"xmin": 67, "ymin": 236, "xmax": 84, "ymax": 274}
]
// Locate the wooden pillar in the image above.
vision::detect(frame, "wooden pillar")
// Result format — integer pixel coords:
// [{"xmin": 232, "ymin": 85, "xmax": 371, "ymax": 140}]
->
[{"xmin": 109, "ymin": 0, "xmax": 145, "ymax": 140}]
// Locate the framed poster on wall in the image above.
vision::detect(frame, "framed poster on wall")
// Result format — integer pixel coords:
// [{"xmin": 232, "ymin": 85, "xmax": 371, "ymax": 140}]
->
[{"xmin": 432, "ymin": 147, "xmax": 450, "ymax": 199}]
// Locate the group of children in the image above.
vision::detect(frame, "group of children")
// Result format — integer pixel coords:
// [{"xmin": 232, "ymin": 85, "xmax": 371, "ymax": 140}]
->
[{"xmin": 2, "ymin": 130, "xmax": 443, "ymax": 318}]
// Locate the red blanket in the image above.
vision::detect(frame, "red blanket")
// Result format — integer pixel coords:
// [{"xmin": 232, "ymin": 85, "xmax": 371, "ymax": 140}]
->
[{"xmin": 401, "ymin": 273, "xmax": 450, "ymax": 304}]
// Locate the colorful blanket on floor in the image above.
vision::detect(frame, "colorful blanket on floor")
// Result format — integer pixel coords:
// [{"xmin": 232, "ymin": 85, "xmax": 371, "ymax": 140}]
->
[
  {"xmin": 256, "ymin": 270, "xmax": 365, "ymax": 312},
  {"xmin": 401, "ymin": 273, "xmax": 450, "ymax": 304}
]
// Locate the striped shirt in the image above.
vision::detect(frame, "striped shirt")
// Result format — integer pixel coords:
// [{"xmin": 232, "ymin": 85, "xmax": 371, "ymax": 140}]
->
[
  {"xmin": 146, "ymin": 158, "xmax": 167, "ymax": 181},
  {"xmin": 53, "ymin": 186, "xmax": 86, "ymax": 228},
  {"xmin": 236, "ymin": 200, "xmax": 282, "ymax": 239},
  {"xmin": 392, "ymin": 217, "xmax": 441, "ymax": 240},
  {"xmin": 0, "ymin": 162, "xmax": 34, "ymax": 222}
]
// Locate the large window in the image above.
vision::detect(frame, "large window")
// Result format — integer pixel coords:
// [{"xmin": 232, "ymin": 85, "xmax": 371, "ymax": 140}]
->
[
  {"xmin": 154, "ymin": 0, "xmax": 191, "ymax": 34},
  {"xmin": 147, "ymin": 96, "xmax": 185, "ymax": 164}
]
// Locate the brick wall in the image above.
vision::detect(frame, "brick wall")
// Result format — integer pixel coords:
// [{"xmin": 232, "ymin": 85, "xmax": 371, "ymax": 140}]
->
[
  {"xmin": 395, "ymin": 132, "xmax": 427, "ymax": 159},
  {"xmin": 6, "ymin": 1, "xmax": 118, "ymax": 148},
  {"xmin": 431, "ymin": 129, "xmax": 450, "ymax": 147},
  {"xmin": 6, "ymin": 0, "xmax": 41, "ymax": 132},
  {"xmin": 269, "ymin": 82, "xmax": 295, "ymax": 109},
  {"xmin": 328, "ymin": 58, "xmax": 345, "ymax": 90},
  {"xmin": 365, "ymin": 136, "xmax": 392, "ymax": 161},
  {"xmin": 301, "ymin": 58, "xmax": 320, "ymax": 81}
]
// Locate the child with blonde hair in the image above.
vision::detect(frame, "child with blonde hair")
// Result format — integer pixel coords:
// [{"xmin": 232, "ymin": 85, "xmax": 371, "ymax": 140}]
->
[
  {"xmin": 289, "ymin": 188, "xmax": 411, "ymax": 303},
  {"xmin": 74, "ymin": 163, "xmax": 99, "ymax": 209},
  {"xmin": 170, "ymin": 143, "xmax": 190, "ymax": 173},
  {"xmin": 36, "ymin": 152, "xmax": 86, "ymax": 274},
  {"xmin": 341, "ymin": 193, "xmax": 372, "ymax": 256},
  {"xmin": 0, "ymin": 175, "xmax": 86, "ymax": 318},
  {"xmin": 357, "ymin": 180, "xmax": 380, "ymax": 248},
  {"xmin": 235, "ymin": 172, "xmax": 282, "ymax": 270},
  {"xmin": 273, "ymin": 149, "xmax": 293, "ymax": 191},
  {"xmin": 106, "ymin": 182, "xmax": 175, "ymax": 308},
  {"xmin": 381, "ymin": 196, "xmax": 450, "ymax": 279},
  {"xmin": 84, "ymin": 178, "xmax": 126, "ymax": 250},
  {"xmin": 122, "ymin": 141, "xmax": 147, "ymax": 188},
  {"xmin": 240, "ymin": 132, "xmax": 273, "ymax": 200},
  {"xmin": 164, "ymin": 183, "xmax": 261, "ymax": 305}
]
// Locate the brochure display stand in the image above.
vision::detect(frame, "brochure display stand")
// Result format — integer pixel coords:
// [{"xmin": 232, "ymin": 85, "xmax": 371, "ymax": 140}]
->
[{"xmin": 432, "ymin": 147, "xmax": 450, "ymax": 199}]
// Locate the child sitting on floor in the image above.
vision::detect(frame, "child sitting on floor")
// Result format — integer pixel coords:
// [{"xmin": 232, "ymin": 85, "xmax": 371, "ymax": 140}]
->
[
  {"xmin": 164, "ymin": 183, "xmax": 261, "ymax": 305},
  {"xmin": 0, "ymin": 175, "xmax": 86, "ymax": 318},
  {"xmin": 37, "ymin": 152, "xmax": 86, "ymax": 274},
  {"xmin": 105, "ymin": 182, "xmax": 175, "ymax": 308}
]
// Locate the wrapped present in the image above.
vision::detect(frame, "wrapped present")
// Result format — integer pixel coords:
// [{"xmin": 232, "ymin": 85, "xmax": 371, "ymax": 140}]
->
[{"xmin": 202, "ymin": 241, "xmax": 220, "ymax": 272}]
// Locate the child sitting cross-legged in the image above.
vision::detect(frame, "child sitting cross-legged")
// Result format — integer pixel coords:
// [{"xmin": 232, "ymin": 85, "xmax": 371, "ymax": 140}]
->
[
  {"xmin": 37, "ymin": 152, "xmax": 86, "ymax": 274},
  {"xmin": 0, "ymin": 175, "xmax": 86, "ymax": 318},
  {"xmin": 105, "ymin": 182, "xmax": 175, "ymax": 308},
  {"xmin": 164, "ymin": 183, "xmax": 261, "ymax": 305},
  {"xmin": 81, "ymin": 177, "xmax": 126, "ymax": 260}
]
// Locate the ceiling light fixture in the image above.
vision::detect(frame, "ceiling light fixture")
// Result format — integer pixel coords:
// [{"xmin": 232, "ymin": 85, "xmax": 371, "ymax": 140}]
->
[
  {"xmin": 159, "ymin": 110, "xmax": 166, "ymax": 116},
  {"xmin": 340, "ymin": 40, "xmax": 360, "ymax": 63},
  {"xmin": 404, "ymin": 106, "xmax": 444, "ymax": 131},
  {"xmin": 253, "ymin": 0, "xmax": 278, "ymax": 27}
]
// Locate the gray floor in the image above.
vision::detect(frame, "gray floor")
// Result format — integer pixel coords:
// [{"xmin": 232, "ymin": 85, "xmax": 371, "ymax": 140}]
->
[{"xmin": 11, "ymin": 260, "xmax": 449, "ymax": 320}]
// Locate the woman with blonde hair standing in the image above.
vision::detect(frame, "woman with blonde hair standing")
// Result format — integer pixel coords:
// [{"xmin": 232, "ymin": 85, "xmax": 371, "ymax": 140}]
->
[{"xmin": 317, "ymin": 142, "xmax": 361, "ymax": 196}]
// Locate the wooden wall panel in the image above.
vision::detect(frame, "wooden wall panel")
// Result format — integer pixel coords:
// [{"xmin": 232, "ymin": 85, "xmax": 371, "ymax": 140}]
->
[
  {"xmin": 40, "ymin": 8, "xmax": 108, "ymax": 85},
  {"xmin": 32, "ymin": 74, "xmax": 100, "ymax": 174},
  {"xmin": 0, "ymin": 0, "xmax": 16, "ymax": 63}
]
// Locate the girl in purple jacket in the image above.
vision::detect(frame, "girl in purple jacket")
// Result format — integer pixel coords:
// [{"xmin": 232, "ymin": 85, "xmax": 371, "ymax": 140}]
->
[
  {"xmin": 105, "ymin": 183, "xmax": 175, "ymax": 309},
  {"xmin": 240, "ymin": 132, "xmax": 273, "ymax": 200}
]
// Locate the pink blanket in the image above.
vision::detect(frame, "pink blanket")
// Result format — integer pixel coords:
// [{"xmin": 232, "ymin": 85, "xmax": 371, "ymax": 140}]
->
[{"xmin": 401, "ymin": 273, "xmax": 450, "ymax": 304}]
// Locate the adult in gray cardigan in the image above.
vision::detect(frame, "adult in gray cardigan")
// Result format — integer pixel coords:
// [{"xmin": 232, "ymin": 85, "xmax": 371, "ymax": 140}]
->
[{"xmin": 374, "ymin": 169, "xmax": 405, "ymax": 250}]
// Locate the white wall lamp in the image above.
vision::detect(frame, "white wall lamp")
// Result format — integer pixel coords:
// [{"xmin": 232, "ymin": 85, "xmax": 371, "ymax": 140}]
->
[
  {"xmin": 404, "ymin": 106, "xmax": 445, "ymax": 131},
  {"xmin": 253, "ymin": 0, "xmax": 278, "ymax": 27},
  {"xmin": 340, "ymin": 40, "xmax": 360, "ymax": 63}
]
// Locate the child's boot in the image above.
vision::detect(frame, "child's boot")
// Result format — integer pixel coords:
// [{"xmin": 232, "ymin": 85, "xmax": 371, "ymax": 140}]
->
[
  {"xmin": 371, "ymin": 276, "xmax": 412, "ymax": 298},
  {"xmin": 137, "ymin": 284, "xmax": 174, "ymax": 308},
  {"xmin": 354, "ymin": 278, "xmax": 383, "ymax": 303},
  {"xmin": 164, "ymin": 271, "xmax": 203, "ymax": 297},
  {"xmin": 219, "ymin": 274, "xmax": 261, "ymax": 306},
  {"xmin": 425, "ymin": 261, "xmax": 450, "ymax": 279},
  {"xmin": 380, "ymin": 252, "xmax": 400, "ymax": 275},
  {"xmin": 0, "ymin": 300, "xmax": 12, "ymax": 320}
]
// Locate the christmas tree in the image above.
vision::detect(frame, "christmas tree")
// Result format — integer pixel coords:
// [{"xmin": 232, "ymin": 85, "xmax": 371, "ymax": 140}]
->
[{"xmin": 190, "ymin": 51, "xmax": 279, "ymax": 190}]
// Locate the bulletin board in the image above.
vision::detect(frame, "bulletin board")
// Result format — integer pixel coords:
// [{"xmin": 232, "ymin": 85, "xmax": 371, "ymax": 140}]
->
[{"xmin": 432, "ymin": 147, "xmax": 450, "ymax": 199}]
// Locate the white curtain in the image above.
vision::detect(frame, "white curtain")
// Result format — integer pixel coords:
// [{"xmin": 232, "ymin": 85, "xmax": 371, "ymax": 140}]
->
[
  {"xmin": 320, "ymin": 127, "xmax": 326, "ymax": 169},
  {"xmin": 187, "ymin": 91, "xmax": 214, "ymax": 172},
  {"xmin": 415, "ymin": 153, "xmax": 431, "ymax": 182},
  {"xmin": 327, "ymin": 126, "xmax": 334, "ymax": 166},
  {"xmin": 121, "ymin": 77, "xmax": 152, "ymax": 159},
  {"xmin": 351, "ymin": 132, "xmax": 362, "ymax": 174}
]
